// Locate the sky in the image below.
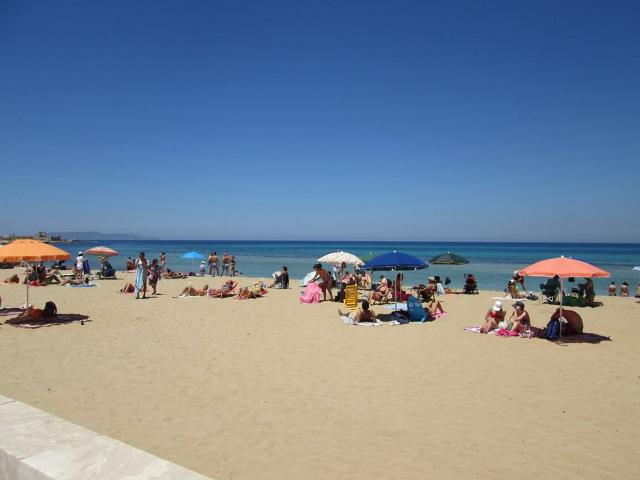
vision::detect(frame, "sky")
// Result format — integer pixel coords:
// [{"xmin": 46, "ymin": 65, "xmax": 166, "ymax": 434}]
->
[{"xmin": 0, "ymin": 0, "xmax": 639, "ymax": 242}]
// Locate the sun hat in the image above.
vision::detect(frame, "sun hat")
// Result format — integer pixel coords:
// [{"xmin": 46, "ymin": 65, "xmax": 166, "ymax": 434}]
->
[
  {"xmin": 492, "ymin": 301, "xmax": 503, "ymax": 311},
  {"xmin": 513, "ymin": 301, "xmax": 525, "ymax": 309},
  {"xmin": 78, "ymin": 251, "xmax": 83, "ymax": 255}
]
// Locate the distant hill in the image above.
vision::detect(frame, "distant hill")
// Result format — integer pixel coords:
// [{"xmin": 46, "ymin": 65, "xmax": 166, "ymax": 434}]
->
[{"xmin": 51, "ymin": 231, "xmax": 156, "ymax": 241}]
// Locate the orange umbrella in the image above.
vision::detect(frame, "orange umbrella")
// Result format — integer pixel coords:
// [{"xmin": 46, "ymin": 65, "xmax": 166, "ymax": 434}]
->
[
  {"xmin": 0, "ymin": 239, "xmax": 70, "ymax": 263},
  {"xmin": 519, "ymin": 256, "xmax": 610, "ymax": 278},
  {"xmin": 0, "ymin": 239, "xmax": 70, "ymax": 307},
  {"xmin": 518, "ymin": 256, "xmax": 609, "ymax": 339}
]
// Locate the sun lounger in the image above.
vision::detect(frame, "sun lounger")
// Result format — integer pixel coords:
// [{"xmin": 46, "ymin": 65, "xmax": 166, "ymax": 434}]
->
[{"xmin": 208, "ymin": 281, "xmax": 238, "ymax": 298}]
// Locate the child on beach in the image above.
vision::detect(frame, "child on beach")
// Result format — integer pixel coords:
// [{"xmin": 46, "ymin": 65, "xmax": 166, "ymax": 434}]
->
[{"xmin": 608, "ymin": 282, "xmax": 617, "ymax": 296}]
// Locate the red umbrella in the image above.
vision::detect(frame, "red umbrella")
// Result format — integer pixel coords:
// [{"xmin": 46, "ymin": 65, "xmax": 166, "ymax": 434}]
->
[
  {"xmin": 84, "ymin": 246, "xmax": 119, "ymax": 257},
  {"xmin": 519, "ymin": 256, "xmax": 610, "ymax": 338}
]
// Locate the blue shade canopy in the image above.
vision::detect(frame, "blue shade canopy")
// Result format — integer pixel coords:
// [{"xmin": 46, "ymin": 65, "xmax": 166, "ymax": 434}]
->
[
  {"xmin": 362, "ymin": 251, "xmax": 428, "ymax": 271},
  {"xmin": 181, "ymin": 251, "xmax": 204, "ymax": 260}
]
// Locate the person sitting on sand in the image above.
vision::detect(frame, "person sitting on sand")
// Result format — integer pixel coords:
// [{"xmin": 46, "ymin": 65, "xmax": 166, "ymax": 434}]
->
[
  {"xmin": 368, "ymin": 278, "xmax": 390, "ymax": 304},
  {"xmin": 4, "ymin": 274, "xmax": 19, "ymax": 284},
  {"xmin": 355, "ymin": 271, "xmax": 371, "ymax": 289},
  {"xmin": 512, "ymin": 270, "xmax": 526, "ymax": 290},
  {"xmin": 608, "ymin": 281, "xmax": 617, "ymax": 296},
  {"xmin": 391, "ymin": 272, "xmax": 405, "ymax": 301},
  {"xmin": 178, "ymin": 284, "xmax": 209, "ymax": 297},
  {"xmin": 480, "ymin": 301, "xmax": 505, "ymax": 333},
  {"xmin": 550, "ymin": 307, "xmax": 583, "ymax": 335},
  {"xmin": 417, "ymin": 277, "xmax": 437, "ymax": 302},
  {"xmin": 620, "ymin": 282, "xmax": 629, "ymax": 297},
  {"xmin": 338, "ymin": 300, "xmax": 377, "ymax": 324},
  {"xmin": 126, "ymin": 257, "xmax": 135, "ymax": 271},
  {"xmin": 636, "ymin": 282, "xmax": 640, "ymax": 298},
  {"xmin": 309, "ymin": 263, "xmax": 333, "ymax": 302},
  {"xmin": 425, "ymin": 298, "xmax": 446, "ymax": 316},
  {"xmin": 508, "ymin": 301, "xmax": 530, "ymax": 334},
  {"xmin": 269, "ymin": 266, "xmax": 289, "ymax": 288},
  {"xmin": 119, "ymin": 283, "xmax": 136, "ymax": 293},
  {"xmin": 42, "ymin": 270, "xmax": 62, "ymax": 285}
]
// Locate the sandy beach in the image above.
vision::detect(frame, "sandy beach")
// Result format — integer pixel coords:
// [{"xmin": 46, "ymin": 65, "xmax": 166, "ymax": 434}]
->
[{"xmin": 0, "ymin": 270, "xmax": 638, "ymax": 479}]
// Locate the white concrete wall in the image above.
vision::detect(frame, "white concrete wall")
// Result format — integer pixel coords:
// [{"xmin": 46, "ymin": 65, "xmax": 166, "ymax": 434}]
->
[{"xmin": 0, "ymin": 395, "xmax": 212, "ymax": 480}]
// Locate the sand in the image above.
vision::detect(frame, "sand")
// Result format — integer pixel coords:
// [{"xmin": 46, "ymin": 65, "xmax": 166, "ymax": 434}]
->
[{"xmin": 0, "ymin": 269, "xmax": 639, "ymax": 479}]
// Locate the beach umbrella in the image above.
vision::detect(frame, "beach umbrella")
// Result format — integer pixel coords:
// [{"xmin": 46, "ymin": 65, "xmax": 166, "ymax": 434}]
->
[
  {"xmin": 429, "ymin": 252, "xmax": 469, "ymax": 265},
  {"xmin": 0, "ymin": 239, "xmax": 70, "ymax": 307},
  {"xmin": 519, "ymin": 256, "xmax": 610, "ymax": 339},
  {"xmin": 317, "ymin": 251, "xmax": 364, "ymax": 266},
  {"xmin": 84, "ymin": 246, "xmax": 119, "ymax": 257},
  {"xmin": 181, "ymin": 251, "xmax": 204, "ymax": 272},
  {"xmin": 362, "ymin": 251, "xmax": 428, "ymax": 271}
]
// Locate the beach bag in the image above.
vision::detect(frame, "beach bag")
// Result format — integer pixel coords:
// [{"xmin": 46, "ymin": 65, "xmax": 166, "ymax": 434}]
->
[
  {"xmin": 43, "ymin": 301, "xmax": 57, "ymax": 318},
  {"xmin": 544, "ymin": 319, "xmax": 560, "ymax": 341},
  {"xmin": 390, "ymin": 310, "xmax": 410, "ymax": 324}
]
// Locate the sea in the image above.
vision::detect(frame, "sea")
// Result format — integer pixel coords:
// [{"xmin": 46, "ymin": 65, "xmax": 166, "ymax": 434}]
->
[{"xmin": 52, "ymin": 241, "xmax": 640, "ymax": 295}]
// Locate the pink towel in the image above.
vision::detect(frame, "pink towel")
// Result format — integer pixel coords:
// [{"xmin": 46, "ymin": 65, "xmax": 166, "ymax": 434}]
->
[
  {"xmin": 300, "ymin": 282, "xmax": 322, "ymax": 304},
  {"xmin": 496, "ymin": 327, "xmax": 520, "ymax": 337}
]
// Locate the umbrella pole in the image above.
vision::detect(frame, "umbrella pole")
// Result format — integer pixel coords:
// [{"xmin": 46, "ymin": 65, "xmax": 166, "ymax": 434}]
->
[
  {"xmin": 25, "ymin": 262, "xmax": 30, "ymax": 309},
  {"xmin": 559, "ymin": 277, "xmax": 564, "ymax": 341}
]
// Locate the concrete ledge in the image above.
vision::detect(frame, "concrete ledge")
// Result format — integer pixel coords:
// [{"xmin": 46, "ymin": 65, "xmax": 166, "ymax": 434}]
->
[{"xmin": 0, "ymin": 395, "xmax": 211, "ymax": 480}]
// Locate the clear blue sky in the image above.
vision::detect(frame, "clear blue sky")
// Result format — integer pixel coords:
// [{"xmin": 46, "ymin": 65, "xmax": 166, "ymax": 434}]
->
[{"xmin": 1, "ymin": 0, "xmax": 638, "ymax": 241}]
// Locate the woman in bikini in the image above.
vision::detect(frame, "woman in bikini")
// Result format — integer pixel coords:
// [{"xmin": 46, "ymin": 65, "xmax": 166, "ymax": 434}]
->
[
  {"xmin": 178, "ymin": 284, "xmax": 209, "ymax": 297},
  {"xmin": 368, "ymin": 278, "xmax": 390, "ymax": 303}
]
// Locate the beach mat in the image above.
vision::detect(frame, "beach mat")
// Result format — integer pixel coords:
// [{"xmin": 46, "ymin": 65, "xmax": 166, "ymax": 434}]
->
[
  {"xmin": 5, "ymin": 314, "xmax": 90, "ymax": 329},
  {"xmin": 0, "ymin": 308, "xmax": 25, "ymax": 317}
]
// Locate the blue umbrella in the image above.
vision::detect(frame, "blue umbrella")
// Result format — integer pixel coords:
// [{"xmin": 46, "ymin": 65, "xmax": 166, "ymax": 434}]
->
[
  {"xmin": 181, "ymin": 251, "xmax": 204, "ymax": 260},
  {"xmin": 362, "ymin": 251, "xmax": 428, "ymax": 271},
  {"xmin": 181, "ymin": 251, "xmax": 204, "ymax": 272}
]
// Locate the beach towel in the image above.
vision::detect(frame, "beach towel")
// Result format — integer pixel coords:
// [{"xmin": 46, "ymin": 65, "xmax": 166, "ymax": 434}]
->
[
  {"xmin": 67, "ymin": 283, "xmax": 98, "ymax": 288},
  {"xmin": 382, "ymin": 303, "xmax": 408, "ymax": 310},
  {"xmin": 464, "ymin": 326, "xmax": 497, "ymax": 335},
  {"xmin": 0, "ymin": 308, "xmax": 25, "ymax": 316},
  {"xmin": 341, "ymin": 315, "xmax": 383, "ymax": 326},
  {"xmin": 495, "ymin": 327, "xmax": 520, "ymax": 337},
  {"xmin": 134, "ymin": 264, "xmax": 145, "ymax": 294},
  {"xmin": 300, "ymin": 282, "xmax": 321, "ymax": 304},
  {"xmin": 5, "ymin": 313, "xmax": 89, "ymax": 328}
]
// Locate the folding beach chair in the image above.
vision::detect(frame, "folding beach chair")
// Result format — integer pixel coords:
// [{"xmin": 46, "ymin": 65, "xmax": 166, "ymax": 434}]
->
[{"xmin": 343, "ymin": 284, "xmax": 358, "ymax": 310}]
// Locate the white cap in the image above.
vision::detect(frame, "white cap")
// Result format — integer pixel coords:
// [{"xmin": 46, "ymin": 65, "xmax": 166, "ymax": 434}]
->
[
  {"xmin": 513, "ymin": 270, "xmax": 519, "ymax": 275},
  {"xmin": 493, "ymin": 301, "xmax": 503, "ymax": 311}
]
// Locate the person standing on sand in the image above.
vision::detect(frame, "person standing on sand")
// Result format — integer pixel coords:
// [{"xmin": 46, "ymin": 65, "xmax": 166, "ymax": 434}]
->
[
  {"xmin": 231, "ymin": 256, "xmax": 237, "ymax": 276},
  {"xmin": 208, "ymin": 251, "xmax": 219, "ymax": 276},
  {"xmin": 309, "ymin": 263, "xmax": 334, "ymax": 301},
  {"xmin": 75, "ymin": 251, "xmax": 84, "ymax": 278},
  {"xmin": 134, "ymin": 252, "xmax": 149, "ymax": 299},
  {"xmin": 148, "ymin": 258, "xmax": 162, "ymax": 295},
  {"xmin": 160, "ymin": 252, "xmax": 166, "ymax": 271},
  {"xmin": 221, "ymin": 252, "xmax": 231, "ymax": 276}
]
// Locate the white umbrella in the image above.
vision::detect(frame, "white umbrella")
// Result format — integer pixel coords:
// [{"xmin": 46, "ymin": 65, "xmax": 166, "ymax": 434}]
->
[
  {"xmin": 317, "ymin": 251, "xmax": 364, "ymax": 266},
  {"xmin": 84, "ymin": 246, "xmax": 119, "ymax": 257}
]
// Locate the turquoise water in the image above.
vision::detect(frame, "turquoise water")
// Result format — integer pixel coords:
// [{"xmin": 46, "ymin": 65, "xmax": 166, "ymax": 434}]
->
[{"xmin": 52, "ymin": 241, "xmax": 640, "ymax": 295}]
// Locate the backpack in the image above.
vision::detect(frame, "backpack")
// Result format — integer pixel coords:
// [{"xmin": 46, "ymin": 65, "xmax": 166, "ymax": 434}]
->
[
  {"xmin": 43, "ymin": 301, "xmax": 57, "ymax": 319},
  {"xmin": 544, "ymin": 318, "xmax": 560, "ymax": 341}
]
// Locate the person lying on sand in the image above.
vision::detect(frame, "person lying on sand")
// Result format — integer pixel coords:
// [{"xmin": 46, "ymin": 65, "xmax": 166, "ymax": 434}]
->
[
  {"xmin": 480, "ymin": 301, "xmax": 505, "ymax": 333},
  {"xmin": 338, "ymin": 300, "xmax": 377, "ymax": 324},
  {"xmin": 3, "ymin": 274, "xmax": 19, "ymax": 284},
  {"xmin": 178, "ymin": 284, "xmax": 209, "ymax": 297},
  {"xmin": 236, "ymin": 282, "xmax": 266, "ymax": 299},
  {"xmin": 60, "ymin": 276, "xmax": 91, "ymax": 287},
  {"xmin": 162, "ymin": 269, "xmax": 188, "ymax": 279},
  {"xmin": 119, "ymin": 283, "xmax": 135, "ymax": 293}
]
